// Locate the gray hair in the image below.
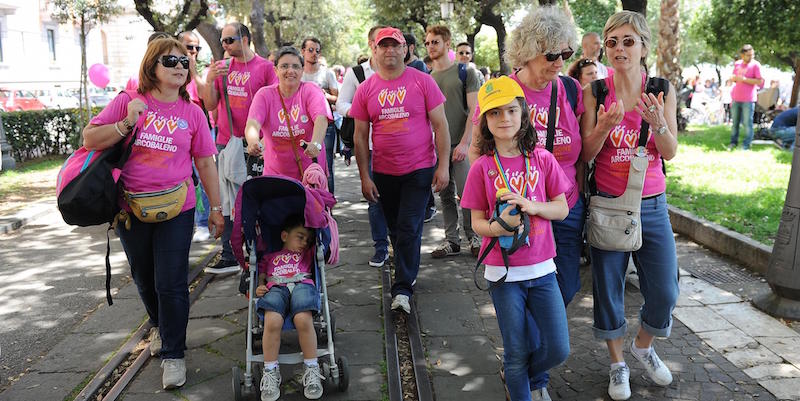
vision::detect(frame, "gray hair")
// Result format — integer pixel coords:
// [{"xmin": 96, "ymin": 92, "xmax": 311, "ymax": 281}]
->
[{"xmin": 506, "ymin": 5, "xmax": 577, "ymax": 69}]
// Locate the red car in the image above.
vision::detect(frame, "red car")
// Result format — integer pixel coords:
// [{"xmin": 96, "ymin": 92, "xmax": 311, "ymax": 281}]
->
[{"xmin": 0, "ymin": 89, "xmax": 46, "ymax": 112}]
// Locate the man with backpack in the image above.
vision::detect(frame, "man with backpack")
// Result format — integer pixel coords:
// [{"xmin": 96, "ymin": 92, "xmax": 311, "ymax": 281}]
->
[{"xmin": 425, "ymin": 25, "xmax": 483, "ymax": 258}]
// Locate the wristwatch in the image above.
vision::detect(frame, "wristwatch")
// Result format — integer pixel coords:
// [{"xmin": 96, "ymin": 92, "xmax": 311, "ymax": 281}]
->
[
  {"xmin": 655, "ymin": 126, "xmax": 668, "ymax": 136},
  {"xmin": 210, "ymin": 205, "xmax": 223, "ymax": 212},
  {"xmin": 311, "ymin": 141, "xmax": 322, "ymax": 151}
]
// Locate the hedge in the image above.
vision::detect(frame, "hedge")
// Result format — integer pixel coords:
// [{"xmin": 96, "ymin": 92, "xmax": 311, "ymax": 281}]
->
[{"xmin": 1, "ymin": 107, "xmax": 102, "ymax": 163}]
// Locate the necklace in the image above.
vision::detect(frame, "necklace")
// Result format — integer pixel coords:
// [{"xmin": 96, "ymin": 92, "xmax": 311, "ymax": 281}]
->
[{"xmin": 146, "ymin": 93, "xmax": 180, "ymax": 115}]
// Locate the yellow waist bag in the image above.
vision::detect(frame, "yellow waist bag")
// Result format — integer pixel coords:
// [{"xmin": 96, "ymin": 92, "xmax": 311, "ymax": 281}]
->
[{"xmin": 124, "ymin": 181, "xmax": 188, "ymax": 223}]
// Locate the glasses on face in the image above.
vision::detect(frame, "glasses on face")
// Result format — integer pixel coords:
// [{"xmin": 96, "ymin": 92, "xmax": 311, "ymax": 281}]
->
[
  {"xmin": 220, "ymin": 36, "xmax": 241, "ymax": 45},
  {"xmin": 158, "ymin": 55, "xmax": 190, "ymax": 69},
  {"xmin": 277, "ymin": 63, "xmax": 303, "ymax": 71},
  {"xmin": 544, "ymin": 49, "xmax": 574, "ymax": 62},
  {"xmin": 577, "ymin": 58, "xmax": 595, "ymax": 69},
  {"xmin": 604, "ymin": 37, "xmax": 640, "ymax": 48},
  {"xmin": 423, "ymin": 39, "xmax": 441, "ymax": 47},
  {"xmin": 305, "ymin": 48, "xmax": 321, "ymax": 54},
  {"xmin": 185, "ymin": 44, "xmax": 201, "ymax": 52},
  {"xmin": 378, "ymin": 42, "xmax": 405, "ymax": 50},
  {"xmin": 458, "ymin": 51, "xmax": 471, "ymax": 56}
]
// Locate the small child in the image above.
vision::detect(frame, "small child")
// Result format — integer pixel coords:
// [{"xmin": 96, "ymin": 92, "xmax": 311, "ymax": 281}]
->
[
  {"xmin": 460, "ymin": 76, "xmax": 571, "ymax": 401},
  {"xmin": 255, "ymin": 214, "xmax": 322, "ymax": 401}
]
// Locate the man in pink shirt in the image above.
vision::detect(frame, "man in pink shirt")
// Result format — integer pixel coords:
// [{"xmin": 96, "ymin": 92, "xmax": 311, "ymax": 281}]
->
[
  {"xmin": 350, "ymin": 27, "xmax": 451, "ymax": 314},
  {"xmin": 729, "ymin": 44, "xmax": 764, "ymax": 150}
]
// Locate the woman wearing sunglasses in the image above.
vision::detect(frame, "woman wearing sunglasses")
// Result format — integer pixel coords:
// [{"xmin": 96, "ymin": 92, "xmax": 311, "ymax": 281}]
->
[
  {"xmin": 82, "ymin": 37, "xmax": 223, "ymax": 391},
  {"xmin": 579, "ymin": 11, "xmax": 678, "ymax": 401},
  {"xmin": 567, "ymin": 58, "xmax": 599, "ymax": 88}
]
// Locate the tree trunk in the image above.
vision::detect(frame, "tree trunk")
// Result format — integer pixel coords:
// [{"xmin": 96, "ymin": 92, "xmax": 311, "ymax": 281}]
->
[
  {"xmin": 80, "ymin": 13, "xmax": 90, "ymax": 129},
  {"xmin": 791, "ymin": 57, "xmax": 799, "ymax": 107},
  {"xmin": 197, "ymin": 21, "xmax": 223, "ymax": 60},
  {"xmin": 466, "ymin": 23, "xmax": 481, "ymax": 57},
  {"xmin": 621, "ymin": 0, "xmax": 647, "ymax": 15},
  {"xmin": 250, "ymin": 0, "xmax": 270, "ymax": 58},
  {"xmin": 265, "ymin": 11, "xmax": 283, "ymax": 50},
  {"xmin": 479, "ymin": 8, "xmax": 509, "ymax": 74},
  {"xmin": 656, "ymin": 0, "xmax": 681, "ymax": 88}
]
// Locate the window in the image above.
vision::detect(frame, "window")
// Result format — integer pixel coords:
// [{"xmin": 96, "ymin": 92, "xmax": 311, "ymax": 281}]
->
[{"xmin": 47, "ymin": 29, "xmax": 56, "ymax": 61}]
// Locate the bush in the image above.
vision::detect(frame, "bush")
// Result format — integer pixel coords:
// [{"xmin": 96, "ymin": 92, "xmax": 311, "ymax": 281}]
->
[{"xmin": 1, "ymin": 107, "xmax": 102, "ymax": 162}]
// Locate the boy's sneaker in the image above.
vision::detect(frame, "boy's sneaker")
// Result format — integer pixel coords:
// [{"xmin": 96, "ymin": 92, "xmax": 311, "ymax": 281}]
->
[
  {"xmin": 391, "ymin": 294, "xmax": 411, "ymax": 314},
  {"xmin": 302, "ymin": 364, "xmax": 324, "ymax": 399},
  {"xmin": 424, "ymin": 207, "xmax": 437, "ymax": 223},
  {"xmin": 205, "ymin": 258, "xmax": 239, "ymax": 274},
  {"xmin": 148, "ymin": 327, "xmax": 161, "ymax": 356},
  {"xmin": 260, "ymin": 366, "xmax": 281, "ymax": 401},
  {"xmin": 630, "ymin": 340, "xmax": 673, "ymax": 385},
  {"xmin": 369, "ymin": 249, "xmax": 389, "ymax": 267},
  {"xmin": 192, "ymin": 226, "xmax": 210, "ymax": 242},
  {"xmin": 531, "ymin": 387, "xmax": 552, "ymax": 401},
  {"xmin": 431, "ymin": 241, "xmax": 460, "ymax": 258},
  {"xmin": 469, "ymin": 236, "xmax": 481, "ymax": 257},
  {"xmin": 608, "ymin": 364, "xmax": 631, "ymax": 400},
  {"xmin": 161, "ymin": 358, "xmax": 186, "ymax": 390}
]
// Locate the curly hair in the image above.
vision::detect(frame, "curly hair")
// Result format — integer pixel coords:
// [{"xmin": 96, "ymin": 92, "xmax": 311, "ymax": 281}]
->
[
  {"xmin": 477, "ymin": 98, "xmax": 537, "ymax": 156},
  {"xmin": 505, "ymin": 5, "xmax": 577, "ymax": 69},
  {"xmin": 603, "ymin": 11, "xmax": 651, "ymax": 72}
]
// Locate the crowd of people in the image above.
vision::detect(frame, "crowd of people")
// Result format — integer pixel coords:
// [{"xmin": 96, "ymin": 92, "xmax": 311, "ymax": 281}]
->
[{"xmin": 82, "ymin": 4, "xmax": 741, "ymax": 400}]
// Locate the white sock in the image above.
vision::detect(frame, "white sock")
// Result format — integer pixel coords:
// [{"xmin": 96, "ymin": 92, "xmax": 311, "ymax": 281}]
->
[
  {"xmin": 264, "ymin": 361, "xmax": 278, "ymax": 370},
  {"xmin": 631, "ymin": 342, "xmax": 651, "ymax": 358},
  {"xmin": 611, "ymin": 361, "xmax": 627, "ymax": 370},
  {"xmin": 304, "ymin": 358, "xmax": 318, "ymax": 367}
]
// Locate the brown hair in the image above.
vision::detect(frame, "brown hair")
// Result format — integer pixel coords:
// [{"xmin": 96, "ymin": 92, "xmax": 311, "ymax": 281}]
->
[
  {"xmin": 603, "ymin": 11, "xmax": 651, "ymax": 74},
  {"xmin": 425, "ymin": 25, "xmax": 452, "ymax": 43},
  {"xmin": 477, "ymin": 98, "xmax": 537, "ymax": 156},
  {"xmin": 137, "ymin": 37, "xmax": 191, "ymax": 102},
  {"xmin": 567, "ymin": 58, "xmax": 595, "ymax": 81}
]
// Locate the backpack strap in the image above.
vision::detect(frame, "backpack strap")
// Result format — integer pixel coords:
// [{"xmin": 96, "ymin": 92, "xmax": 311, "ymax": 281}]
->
[
  {"xmin": 591, "ymin": 78, "xmax": 609, "ymax": 116},
  {"xmin": 643, "ymin": 77, "xmax": 670, "ymax": 175},
  {"xmin": 353, "ymin": 64, "xmax": 366, "ymax": 83},
  {"xmin": 546, "ymin": 80, "xmax": 558, "ymax": 152},
  {"xmin": 458, "ymin": 63, "xmax": 468, "ymax": 109},
  {"xmin": 558, "ymin": 75, "xmax": 579, "ymax": 113}
]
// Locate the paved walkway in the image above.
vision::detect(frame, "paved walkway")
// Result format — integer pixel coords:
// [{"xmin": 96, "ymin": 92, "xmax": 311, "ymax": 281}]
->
[{"xmin": 1, "ymin": 159, "xmax": 799, "ymax": 400}]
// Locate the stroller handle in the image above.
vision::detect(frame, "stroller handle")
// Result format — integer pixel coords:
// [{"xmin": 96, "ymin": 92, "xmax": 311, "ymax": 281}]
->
[{"xmin": 300, "ymin": 141, "xmax": 319, "ymax": 164}]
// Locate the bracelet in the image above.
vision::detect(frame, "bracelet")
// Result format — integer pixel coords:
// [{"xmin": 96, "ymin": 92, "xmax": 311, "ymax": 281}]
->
[
  {"xmin": 210, "ymin": 206, "xmax": 223, "ymax": 212},
  {"xmin": 113, "ymin": 121, "xmax": 127, "ymax": 138},
  {"xmin": 121, "ymin": 117, "xmax": 134, "ymax": 131}
]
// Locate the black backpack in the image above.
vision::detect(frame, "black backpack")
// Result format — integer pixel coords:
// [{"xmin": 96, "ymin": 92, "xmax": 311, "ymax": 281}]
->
[{"xmin": 339, "ymin": 65, "xmax": 366, "ymax": 149}]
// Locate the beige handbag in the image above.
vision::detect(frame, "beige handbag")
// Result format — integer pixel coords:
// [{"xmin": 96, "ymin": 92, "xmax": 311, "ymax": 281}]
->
[{"xmin": 124, "ymin": 181, "xmax": 188, "ymax": 223}]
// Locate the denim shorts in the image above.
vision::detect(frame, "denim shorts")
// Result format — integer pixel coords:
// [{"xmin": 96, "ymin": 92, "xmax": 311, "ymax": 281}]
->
[{"xmin": 256, "ymin": 283, "xmax": 319, "ymax": 320}]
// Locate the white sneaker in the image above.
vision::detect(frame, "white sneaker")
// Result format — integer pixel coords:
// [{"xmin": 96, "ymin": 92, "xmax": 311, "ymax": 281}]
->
[
  {"xmin": 531, "ymin": 387, "xmax": 552, "ymax": 400},
  {"xmin": 148, "ymin": 327, "xmax": 161, "ymax": 356},
  {"xmin": 161, "ymin": 358, "xmax": 186, "ymax": 390},
  {"xmin": 608, "ymin": 364, "xmax": 631, "ymax": 400},
  {"xmin": 391, "ymin": 294, "xmax": 411, "ymax": 314},
  {"xmin": 631, "ymin": 340, "xmax": 673, "ymax": 385},
  {"xmin": 302, "ymin": 364, "xmax": 324, "ymax": 399},
  {"xmin": 260, "ymin": 366, "xmax": 281, "ymax": 401},
  {"xmin": 192, "ymin": 226, "xmax": 210, "ymax": 242}
]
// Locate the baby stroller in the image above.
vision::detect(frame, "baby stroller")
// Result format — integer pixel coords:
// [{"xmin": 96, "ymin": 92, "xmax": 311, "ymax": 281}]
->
[
  {"xmin": 229, "ymin": 174, "xmax": 348, "ymax": 400},
  {"xmin": 754, "ymin": 87, "xmax": 782, "ymax": 140}
]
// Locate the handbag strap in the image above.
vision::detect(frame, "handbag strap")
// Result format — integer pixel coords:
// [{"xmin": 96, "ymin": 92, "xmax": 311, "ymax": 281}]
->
[
  {"xmin": 278, "ymin": 88, "xmax": 305, "ymax": 177},
  {"xmin": 546, "ymin": 80, "xmax": 557, "ymax": 152}
]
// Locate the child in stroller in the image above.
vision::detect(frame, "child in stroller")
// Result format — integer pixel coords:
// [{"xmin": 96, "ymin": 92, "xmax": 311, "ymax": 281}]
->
[{"xmin": 256, "ymin": 214, "xmax": 323, "ymax": 400}]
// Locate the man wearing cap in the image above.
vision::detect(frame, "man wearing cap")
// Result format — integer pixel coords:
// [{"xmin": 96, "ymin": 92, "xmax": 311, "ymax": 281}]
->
[{"xmin": 350, "ymin": 27, "xmax": 451, "ymax": 314}]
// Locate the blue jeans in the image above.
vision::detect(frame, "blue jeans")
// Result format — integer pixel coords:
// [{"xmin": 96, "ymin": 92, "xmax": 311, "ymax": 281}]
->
[
  {"xmin": 373, "ymin": 167, "xmax": 434, "ymax": 297},
  {"xmin": 324, "ymin": 124, "xmax": 336, "ymax": 193},
  {"xmin": 591, "ymin": 193, "xmax": 679, "ymax": 340},
  {"xmin": 769, "ymin": 126, "xmax": 796, "ymax": 148},
  {"xmin": 553, "ymin": 195, "xmax": 585, "ymax": 306},
  {"xmin": 730, "ymin": 101, "xmax": 755, "ymax": 149},
  {"xmin": 490, "ymin": 273, "xmax": 570, "ymax": 400},
  {"xmin": 117, "ymin": 209, "xmax": 194, "ymax": 359},
  {"xmin": 192, "ymin": 165, "xmax": 210, "ymax": 227},
  {"xmin": 256, "ymin": 283, "xmax": 320, "ymax": 320},
  {"xmin": 368, "ymin": 153, "xmax": 389, "ymax": 253}
]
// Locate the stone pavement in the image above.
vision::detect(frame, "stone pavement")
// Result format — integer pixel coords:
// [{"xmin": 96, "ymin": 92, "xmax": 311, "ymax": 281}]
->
[{"xmin": 1, "ymin": 158, "xmax": 800, "ymax": 400}]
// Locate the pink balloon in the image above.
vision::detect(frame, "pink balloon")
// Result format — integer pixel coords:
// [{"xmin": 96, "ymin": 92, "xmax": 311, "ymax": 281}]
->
[
  {"xmin": 88, "ymin": 63, "xmax": 110, "ymax": 88},
  {"xmin": 448, "ymin": 50, "xmax": 455, "ymax": 61}
]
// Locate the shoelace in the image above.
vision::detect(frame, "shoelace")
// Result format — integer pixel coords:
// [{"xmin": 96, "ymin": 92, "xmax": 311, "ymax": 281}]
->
[
  {"xmin": 611, "ymin": 367, "xmax": 628, "ymax": 385},
  {"xmin": 644, "ymin": 351, "xmax": 661, "ymax": 369},
  {"xmin": 262, "ymin": 369, "xmax": 280, "ymax": 391},
  {"xmin": 302, "ymin": 366, "xmax": 325, "ymax": 387}
]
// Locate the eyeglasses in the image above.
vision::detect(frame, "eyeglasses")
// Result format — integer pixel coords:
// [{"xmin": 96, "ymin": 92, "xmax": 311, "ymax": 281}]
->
[
  {"xmin": 544, "ymin": 49, "xmax": 574, "ymax": 62},
  {"xmin": 158, "ymin": 55, "xmax": 189, "ymax": 69},
  {"xmin": 604, "ymin": 37, "xmax": 640, "ymax": 48},
  {"xmin": 378, "ymin": 42, "xmax": 405, "ymax": 50},
  {"xmin": 185, "ymin": 45, "xmax": 202, "ymax": 52},
  {"xmin": 577, "ymin": 58, "xmax": 595, "ymax": 68},
  {"xmin": 220, "ymin": 36, "xmax": 241, "ymax": 45},
  {"xmin": 277, "ymin": 63, "xmax": 303, "ymax": 71},
  {"xmin": 304, "ymin": 48, "xmax": 321, "ymax": 54},
  {"xmin": 458, "ymin": 51, "xmax": 471, "ymax": 56},
  {"xmin": 423, "ymin": 39, "xmax": 441, "ymax": 47}
]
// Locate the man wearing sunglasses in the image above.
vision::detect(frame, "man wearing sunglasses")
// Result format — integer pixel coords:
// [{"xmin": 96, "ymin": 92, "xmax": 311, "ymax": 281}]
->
[
  {"xmin": 201, "ymin": 22, "xmax": 278, "ymax": 273},
  {"xmin": 581, "ymin": 32, "xmax": 609, "ymax": 79}
]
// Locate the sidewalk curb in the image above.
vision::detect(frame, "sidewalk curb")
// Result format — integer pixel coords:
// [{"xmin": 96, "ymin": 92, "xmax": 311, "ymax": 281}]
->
[
  {"xmin": 669, "ymin": 205, "xmax": 773, "ymax": 275},
  {"xmin": 0, "ymin": 200, "xmax": 55, "ymax": 235}
]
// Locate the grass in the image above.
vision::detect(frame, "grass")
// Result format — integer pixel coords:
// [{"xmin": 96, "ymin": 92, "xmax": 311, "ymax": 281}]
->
[
  {"xmin": 666, "ymin": 124, "xmax": 791, "ymax": 246},
  {"xmin": 0, "ymin": 155, "xmax": 67, "ymax": 214}
]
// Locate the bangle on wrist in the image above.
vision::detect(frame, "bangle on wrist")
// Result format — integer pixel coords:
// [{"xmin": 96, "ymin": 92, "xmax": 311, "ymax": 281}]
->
[
  {"xmin": 113, "ymin": 121, "xmax": 127, "ymax": 138},
  {"xmin": 121, "ymin": 117, "xmax": 134, "ymax": 132},
  {"xmin": 210, "ymin": 205, "xmax": 223, "ymax": 212}
]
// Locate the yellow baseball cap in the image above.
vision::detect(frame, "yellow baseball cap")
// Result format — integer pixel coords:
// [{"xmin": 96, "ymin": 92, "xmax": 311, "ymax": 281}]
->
[{"xmin": 478, "ymin": 76, "xmax": 525, "ymax": 118}]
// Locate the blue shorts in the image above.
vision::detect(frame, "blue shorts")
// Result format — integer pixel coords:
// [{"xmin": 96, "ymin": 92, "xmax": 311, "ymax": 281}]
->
[{"xmin": 256, "ymin": 283, "xmax": 319, "ymax": 320}]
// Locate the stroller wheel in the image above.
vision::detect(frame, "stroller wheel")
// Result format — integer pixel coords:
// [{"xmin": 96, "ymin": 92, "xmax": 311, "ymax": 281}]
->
[
  {"xmin": 337, "ymin": 355, "xmax": 349, "ymax": 392},
  {"xmin": 232, "ymin": 366, "xmax": 244, "ymax": 401}
]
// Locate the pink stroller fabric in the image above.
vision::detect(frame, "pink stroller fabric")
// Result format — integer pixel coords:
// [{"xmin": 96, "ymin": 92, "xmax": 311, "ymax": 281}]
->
[{"xmin": 302, "ymin": 164, "xmax": 339, "ymax": 265}]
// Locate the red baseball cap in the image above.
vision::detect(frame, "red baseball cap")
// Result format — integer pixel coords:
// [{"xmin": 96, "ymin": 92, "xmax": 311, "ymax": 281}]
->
[{"xmin": 375, "ymin": 27, "xmax": 406, "ymax": 45}]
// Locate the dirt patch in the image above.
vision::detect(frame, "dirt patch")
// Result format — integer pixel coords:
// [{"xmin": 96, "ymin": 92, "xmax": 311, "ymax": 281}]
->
[{"xmin": 0, "ymin": 165, "xmax": 61, "ymax": 215}]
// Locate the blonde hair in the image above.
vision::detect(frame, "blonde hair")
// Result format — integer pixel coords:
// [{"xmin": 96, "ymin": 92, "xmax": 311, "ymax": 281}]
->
[
  {"xmin": 603, "ymin": 11, "xmax": 651, "ymax": 72},
  {"xmin": 138, "ymin": 37, "xmax": 191, "ymax": 101},
  {"xmin": 505, "ymin": 5, "xmax": 577, "ymax": 69}
]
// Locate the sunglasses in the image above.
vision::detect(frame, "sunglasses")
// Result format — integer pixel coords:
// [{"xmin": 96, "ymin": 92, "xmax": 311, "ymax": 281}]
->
[
  {"xmin": 544, "ymin": 49, "xmax": 574, "ymax": 62},
  {"xmin": 305, "ymin": 48, "xmax": 321, "ymax": 53},
  {"xmin": 158, "ymin": 55, "xmax": 189, "ymax": 69},
  {"xmin": 458, "ymin": 51, "xmax": 471, "ymax": 56},
  {"xmin": 423, "ymin": 39, "xmax": 441, "ymax": 47},
  {"xmin": 220, "ymin": 36, "xmax": 241, "ymax": 45},
  {"xmin": 577, "ymin": 58, "xmax": 595, "ymax": 68},
  {"xmin": 604, "ymin": 37, "xmax": 640, "ymax": 48},
  {"xmin": 185, "ymin": 45, "xmax": 202, "ymax": 52}
]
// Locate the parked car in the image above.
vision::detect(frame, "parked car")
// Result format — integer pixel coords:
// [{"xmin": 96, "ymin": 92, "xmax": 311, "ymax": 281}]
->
[
  {"xmin": 0, "ymin": 89, "xmax": 46, "ymax": 112},
  {"xmin": 36, "ymin": 89, "xmax": 80, "ymax": 110},
  {"xmin": 68, "ymin": 87, "xmax": 114, "ymax": 108}
]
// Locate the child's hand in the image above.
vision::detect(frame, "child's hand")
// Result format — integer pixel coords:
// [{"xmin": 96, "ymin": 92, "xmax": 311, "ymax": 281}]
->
[
  {"xmin": 501, "ymin": 192, "xmax": 539, "ymax": 216},
  {"xmin": 498, "ymin": 198, "xmax": 522, "ymax": 229},
  {"xmin": 255, "ymin": 284, "xmax": 268, "ymax": 297}
]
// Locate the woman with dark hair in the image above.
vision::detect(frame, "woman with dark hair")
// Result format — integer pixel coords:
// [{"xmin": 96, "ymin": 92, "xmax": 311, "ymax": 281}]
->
[
  {"xmin": 245, "ymin": 46, "xmax": 332, "ymax": 182},
  {"xmin": 567, "ymin": 58, "xmax": 599, "ymax": 88},
  {"xmin": 580, "ymin": 11, "xmax": 679, "ymax": 400},
  {"xmin": 82, "ymin": 37, "xmax": 224, "ymax": 390}
]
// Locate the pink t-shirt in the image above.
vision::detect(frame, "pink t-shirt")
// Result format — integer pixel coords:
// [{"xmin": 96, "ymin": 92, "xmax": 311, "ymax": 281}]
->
[
  {"xmin": 213, "ymin": 55, "xmax": 278, "ymax": 146},
  {"xmin": 90, "ymin": 92, "xmax": 216, "ymax": 212},
  {"xmin": 731, "ymin": 59, "xmax": 764, "ymax": 103},
  {"xmin": 186, "ymin": 76, "xmax": 215, "ymax": 128},
  {"xmin": 473, "ymin": 74, "xmax": 584, "ymax": 208},
  {"xmin": 258, "ymin": 249, "xmax": 314, "ymax": 290},
  {"xmin": 349, "ymin": 68, "xmax": 446, "ymax": 175},
  {"xmin": 461, "ymin": 148, "xmax": 571, "ymax": 267},
  {"xmin": 248, "ymin": 82, "xmax": 332, "ymax": 180},
  {"xmin": 594, "ymin": 75, "xmax": 666, "ymax": 197}
]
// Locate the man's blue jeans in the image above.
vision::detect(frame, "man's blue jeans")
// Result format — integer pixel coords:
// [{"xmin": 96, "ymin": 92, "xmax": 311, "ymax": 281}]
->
[
  {"xmin": 730, "ymin": 101, "xmax": 755, "ymax": 149},
  {"xmin": 769, "ymin": 126, "xmax": 797, "ymax": 148},
  {"xmin": 117, "ymin": 209, "xmax": 194, "ymax": 359},
  {"xmin": 373, "ymin": 167, "xmax": 433, "ymax": 297},
  {"xmin": 368, "ymin": 153, "xmax": 389, "ymax": 253},
  {"xmin": 553, "ymin": 195, "xmax": 585, "ymax": 306},
  {"xmin": 490, "ymin": 273, "xmax": 569, "ymax": 400}
]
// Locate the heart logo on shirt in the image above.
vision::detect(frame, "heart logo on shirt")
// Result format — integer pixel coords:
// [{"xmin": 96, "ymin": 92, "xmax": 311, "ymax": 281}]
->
[
  {"xmin": 378, "ymin": 89, "xmax": 388, "ymax": 107},
  {"xmin": 623, "ymin": 131, "xmax": 638, "ymax": 148},
  {"xmin": 143, "ymin": 112, "xmax": 156, "ymax": 130},
  {"xmin": 166, "ymin": 118, "xmax": 179, "ymax": 134},
  {"xmin": 509, "ymin": 174, "xmax": 525, "ymax": 194},
  {"xmin": 397, "ymin": 87, "xmax": 407, "ymax": 104},
  {"xmin": 609, "ymin": 126, "xmax": 625, "ymax": 147},
  {"xmin": 153, "ymin": 117, "xmax": 166, "ymax": 133},
  {"xmin": 240, "ymin": 72, "xmax": 251, "ymax": 85},
  {"xmin": 233, "ymin": 72, "xmax": 242, "ymax": 86},
  {"xmin": 227, "ymin": 71, "xmax": 237, "ymax": 84},
  {"xmin": 535, "ymin": 107, "xmax": 548, "ymax": 127},
  {"xmin": 291, "ymin": 104, "xmax": 301, "ymax": 122},
  {"xmin": 528, "ymin": 169, "xmax": 540, "ymax": 192},
  {"xmin": 387, "ymin": 91, "xmax": 396, "ymax": 106},
  {"xmin": 278, "ymin": 109, "xmax": 286, "ymax": 124}
]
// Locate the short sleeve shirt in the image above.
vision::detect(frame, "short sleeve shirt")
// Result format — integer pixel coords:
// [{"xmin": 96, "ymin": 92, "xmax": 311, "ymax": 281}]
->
[
  {"xmin": 258, "ymin": 249, "xmax": 314, "ymax": 290},
  {"xmin": 213, "ymin": 55, "xmax": 278, "ymax": 145},
  {"xmin": 431, "ymin": 63, "xmax": 482, "ymax": 147}
]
